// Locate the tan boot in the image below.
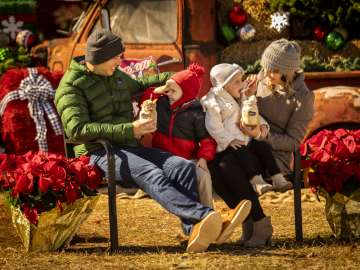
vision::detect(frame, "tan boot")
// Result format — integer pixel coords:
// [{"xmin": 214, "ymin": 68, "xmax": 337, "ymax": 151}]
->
[
  {"xmin": 250, "ymin": 175, "xmax": 273, "ymax": 196},
  {"xmin": 216, "ymin": 199, "xmax": 252, "ymax": 244},
  {"xmin": 237, "ymin": 217, "xmax": 254, "ymax": 245},
  {"xmin": 186, "ymin": 211, "xmax": 222, "ymax": 253},
  {"xmin": 271, "ymin": 173, "xmax": 293, "ymax": 193},
  {"xmin": 244, "ymin": 216, "xmax": 273, "ymax": 247}
]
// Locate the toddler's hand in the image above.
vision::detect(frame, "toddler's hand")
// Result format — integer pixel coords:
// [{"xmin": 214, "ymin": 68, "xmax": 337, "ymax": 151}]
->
[
  {"xmin": 241, "ymin": 74, "xmax": 257, "ymax": 97},
  {"xmin": 229, "ymin": 139, "xmax": 246, "ymax": 150},
  {"xmin": 196, "ymin": 158, "xmax": 209, "ymax": 172}
]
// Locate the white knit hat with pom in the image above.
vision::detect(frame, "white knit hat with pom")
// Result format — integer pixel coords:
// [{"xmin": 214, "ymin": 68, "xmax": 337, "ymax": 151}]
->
[{"xmin": 210, "ymin": 63, "xmax": 245, "ymax": 88}]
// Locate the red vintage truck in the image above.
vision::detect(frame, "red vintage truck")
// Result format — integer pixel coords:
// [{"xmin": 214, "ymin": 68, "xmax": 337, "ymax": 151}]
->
[{"xmin": 32, "ymin": 0, "xmax": 360, "ymax": 139}]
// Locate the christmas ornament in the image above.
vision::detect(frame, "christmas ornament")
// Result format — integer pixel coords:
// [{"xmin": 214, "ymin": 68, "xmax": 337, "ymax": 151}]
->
[
  {"xmin": 1, "ymin": 16, "xmax": 24, "ymax": 39},
  {"xmin": 228, "ymin": 4, "xmax": 247, "ymax": 27},
  {"xmin": 313, "ymin": 25, "xmax": 327, "ymax": 41},
  {"xmin": 16, "ymin": 30, "xmax": 37, "ymax": 48},
  {"xmin": 333, "ymin": 27, "xmax": 348, "ymax": 40},
  {"xmin": 270, "ymin": 12, "xmax": 290, "ymax": 32},
  {"xmin": 221, "ymin": 24, "xmax": 236, "ymax": 43},
  {"xmin": 238, "ymin": 23, "xmax": 256, "ymax": 42},
  {"xmin": 325, "ymin": 32, "xmax": 345, "ymax": 51}
]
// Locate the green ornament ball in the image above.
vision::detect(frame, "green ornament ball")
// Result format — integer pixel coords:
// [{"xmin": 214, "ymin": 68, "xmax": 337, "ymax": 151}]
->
[
  {"xmin": 221, "ymin": 24, "xmax": 236, "ymax": 43},
  {"xmin": 325, "ymin": 32, "xmax": 345, "ymax": 51}
]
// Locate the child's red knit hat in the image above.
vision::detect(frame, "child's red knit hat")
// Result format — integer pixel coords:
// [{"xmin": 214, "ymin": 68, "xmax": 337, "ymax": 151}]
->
[{"xmin": 169, "ymin": 63, "xmax": 204, "ymax": 108}]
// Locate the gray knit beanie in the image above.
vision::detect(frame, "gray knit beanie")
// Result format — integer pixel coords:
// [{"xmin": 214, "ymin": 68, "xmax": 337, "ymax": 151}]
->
[
  {"xmin": 85, "ymin": 30, "xmax": 124, "ymax": 65},
  {"xmin": 261, "ymin": 39, "xmax": 301, "ymax": 76}
]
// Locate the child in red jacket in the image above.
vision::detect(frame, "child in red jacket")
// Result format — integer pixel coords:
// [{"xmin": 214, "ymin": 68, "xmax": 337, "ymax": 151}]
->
[
  {"xmin": 140, "ymin": 64, "xmax": 216, "ymax": 208},
  {"xmin": 141, "ymin": 64, "xmax": 253, "ymax": 244}
]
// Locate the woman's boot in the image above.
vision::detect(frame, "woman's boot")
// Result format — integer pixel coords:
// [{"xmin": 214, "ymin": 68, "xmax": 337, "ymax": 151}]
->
[
  {"xmin": 244, "ymin": 216, "xmax": 273, "ymax": 247},
  {"xmin": 237, "ymin": 217, "xmax": 253, "ymax": 245},
  {"xmin": 271, "ymin": 173, "xmax": 293, "ymax": 193}
]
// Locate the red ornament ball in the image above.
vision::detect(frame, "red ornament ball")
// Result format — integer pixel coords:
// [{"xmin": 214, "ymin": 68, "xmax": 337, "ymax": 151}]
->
[
  {"xmin": 228, "ymin": 4, "xmax": 247, "ymax": 28},
  {"xmin": 16, "ymin": 30, "xmax": 37, "ymax": 48},
  {"xmin": 313, "ymin": 25, "xmax": 327, "ymax": 41}
]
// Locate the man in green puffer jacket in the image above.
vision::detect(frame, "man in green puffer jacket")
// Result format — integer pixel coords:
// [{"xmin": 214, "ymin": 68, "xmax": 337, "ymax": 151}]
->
[{"xmin": 55, "ymin": 30, "xmax": 234, "ymax": 253}]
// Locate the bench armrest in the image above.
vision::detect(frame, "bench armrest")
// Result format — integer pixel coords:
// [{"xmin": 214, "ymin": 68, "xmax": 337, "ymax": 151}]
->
[{"xmin": 64, "ymin": 138, "xmax": 113, "ymax": 159}]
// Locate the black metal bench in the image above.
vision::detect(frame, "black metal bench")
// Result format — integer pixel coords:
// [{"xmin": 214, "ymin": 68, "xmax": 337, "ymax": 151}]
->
[
  {"xmin": 292, "ymin": 148, "xmax": 303, "ymax": 241},
  {"xmin": 64, "ymin": 138, "xmax": 119, "ymax": 253},
  {"xmin": 64, "ymin": 138, "xmax": 304, "ymax": 253}
]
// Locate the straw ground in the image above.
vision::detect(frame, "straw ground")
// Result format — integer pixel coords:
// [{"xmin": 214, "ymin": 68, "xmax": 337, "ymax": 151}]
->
[{"xmin": 0, "ymin": 189, "xmax": 359, "ymax": 270}]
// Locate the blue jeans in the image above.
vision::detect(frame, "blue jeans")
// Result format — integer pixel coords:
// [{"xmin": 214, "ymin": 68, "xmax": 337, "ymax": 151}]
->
[{"xmin": 90, "ymin": 146, "xmax": 213, "ymax": 235}]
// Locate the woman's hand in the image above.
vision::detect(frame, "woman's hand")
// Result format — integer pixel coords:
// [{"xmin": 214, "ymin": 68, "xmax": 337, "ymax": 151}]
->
[
  {"xmin": 239, "ymin": 122, "xmax": 261, "ymax": 139},
  {"xmin": 259, "ymin": 124, "xmax": 269, "ymax": 138},
  {"xmin": 229, "ymin": 139, "xmax": 246, "ymax": 149},
  {"xmin": 241, "ymin": 74, "xmax": 257, "ymax": 97},
  {"xmin": 197, "ymin": 158, "xmax": 209, "ymax": 172}
]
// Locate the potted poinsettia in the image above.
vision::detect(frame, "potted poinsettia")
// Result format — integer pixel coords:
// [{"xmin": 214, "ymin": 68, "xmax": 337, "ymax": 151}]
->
[
  {"xmin": 0, "ymin": 151, "xmax": 102, "ymax": 251},
  {"xmin": 301, "ymin": 128, "xmax": 360, "ymax": 239}
]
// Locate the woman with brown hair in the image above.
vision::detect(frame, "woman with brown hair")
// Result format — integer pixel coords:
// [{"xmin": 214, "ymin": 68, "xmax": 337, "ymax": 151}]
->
[{"xmin": 208, "ymin": 39, "xmax": 315, "ymax": 247}]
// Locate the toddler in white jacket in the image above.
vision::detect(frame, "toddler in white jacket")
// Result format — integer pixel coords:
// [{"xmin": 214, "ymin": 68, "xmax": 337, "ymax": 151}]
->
[{"xmin": 201, "ymin": 63, "xmax": 293, "ymax": 195}]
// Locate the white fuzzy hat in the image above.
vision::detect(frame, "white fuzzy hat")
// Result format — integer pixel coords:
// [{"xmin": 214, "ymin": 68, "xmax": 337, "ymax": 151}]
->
[{"xmin": 210, "ymin": 63, "xmax": 245, "ymax": 87}]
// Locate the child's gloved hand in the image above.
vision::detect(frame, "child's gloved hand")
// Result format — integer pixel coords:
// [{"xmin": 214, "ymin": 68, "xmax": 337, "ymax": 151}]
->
[
  {"xmin": 229, "ymin": 139, "xmax": 246, "ymax": 150},
  {"xmin": 196, "ymin": 158, "xmax": 209, "ymax": 172}
]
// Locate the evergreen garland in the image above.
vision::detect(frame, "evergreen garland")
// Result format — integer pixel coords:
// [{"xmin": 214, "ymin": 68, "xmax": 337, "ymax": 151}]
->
[
  {"xmin": 300, "ymin": 55, "xmax": 360, "ymax": 72},
  {"xmin": 0, "ymin": 0, "xmax": 37, "ymax": 14},
  {"xmin": 269, "ymin": 0, "xmax": 360, "ymax": 38},
  {"xmin": 244, "ymin": 59, "xmax": 261, "ymax": 74},
  {"xmin": 0, "ymin": 46, "xmax": 31, "ymax": 76}
]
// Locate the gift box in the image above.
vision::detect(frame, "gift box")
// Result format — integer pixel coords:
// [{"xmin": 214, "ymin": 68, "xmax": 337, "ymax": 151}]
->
[
  {"xmin": 0, "ymin": 67, "xmax": 64, "ymax": 154},
  {"xmin": 10, "ymin": 195, "xmax": 100, "ymax": 252}
]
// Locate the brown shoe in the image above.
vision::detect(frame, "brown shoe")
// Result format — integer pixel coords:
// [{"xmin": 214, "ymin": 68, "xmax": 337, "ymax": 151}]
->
[
  {"xmin": 216, "ymin": 199, "xmax": 252, "ymax": 244},
  {"xmin": 186, "ymin": 211, "xmax": 222, "ymax": 253}
]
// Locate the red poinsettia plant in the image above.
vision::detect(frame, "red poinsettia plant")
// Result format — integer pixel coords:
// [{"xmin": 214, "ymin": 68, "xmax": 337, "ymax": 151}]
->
[
  {"xmin": 0, "ymin": 151, "xmax": 102, "ymax": 225},
  {"xmin": 301, "ymin": 128, "xmax": 360, "ymax": 193}
]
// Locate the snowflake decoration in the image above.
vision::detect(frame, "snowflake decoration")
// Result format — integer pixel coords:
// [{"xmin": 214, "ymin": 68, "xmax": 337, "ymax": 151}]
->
[
  {"xmin": 1, "ymin": 16, "xmax": 23, "ymax": 39},
  {"xmin": 270, "ymin": 12, "xmax": 289, "ymax": 33}
]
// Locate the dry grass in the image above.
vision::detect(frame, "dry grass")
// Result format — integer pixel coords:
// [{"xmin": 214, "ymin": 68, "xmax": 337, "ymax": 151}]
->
[{"xmin": 0, "ymin": 190, "xmax": 359, "ymax": 270}]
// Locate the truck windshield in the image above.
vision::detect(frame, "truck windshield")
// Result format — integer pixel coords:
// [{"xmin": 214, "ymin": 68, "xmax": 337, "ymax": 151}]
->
[{"xmin": 105, "ymin": 0, "xmax": 177, "ymax": 43}]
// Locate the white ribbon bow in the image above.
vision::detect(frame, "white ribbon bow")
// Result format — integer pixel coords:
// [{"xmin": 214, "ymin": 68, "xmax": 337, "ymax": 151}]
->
[{"xmin": 0, "ymin": 68, "xmax": 62, "ymax": 152}]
